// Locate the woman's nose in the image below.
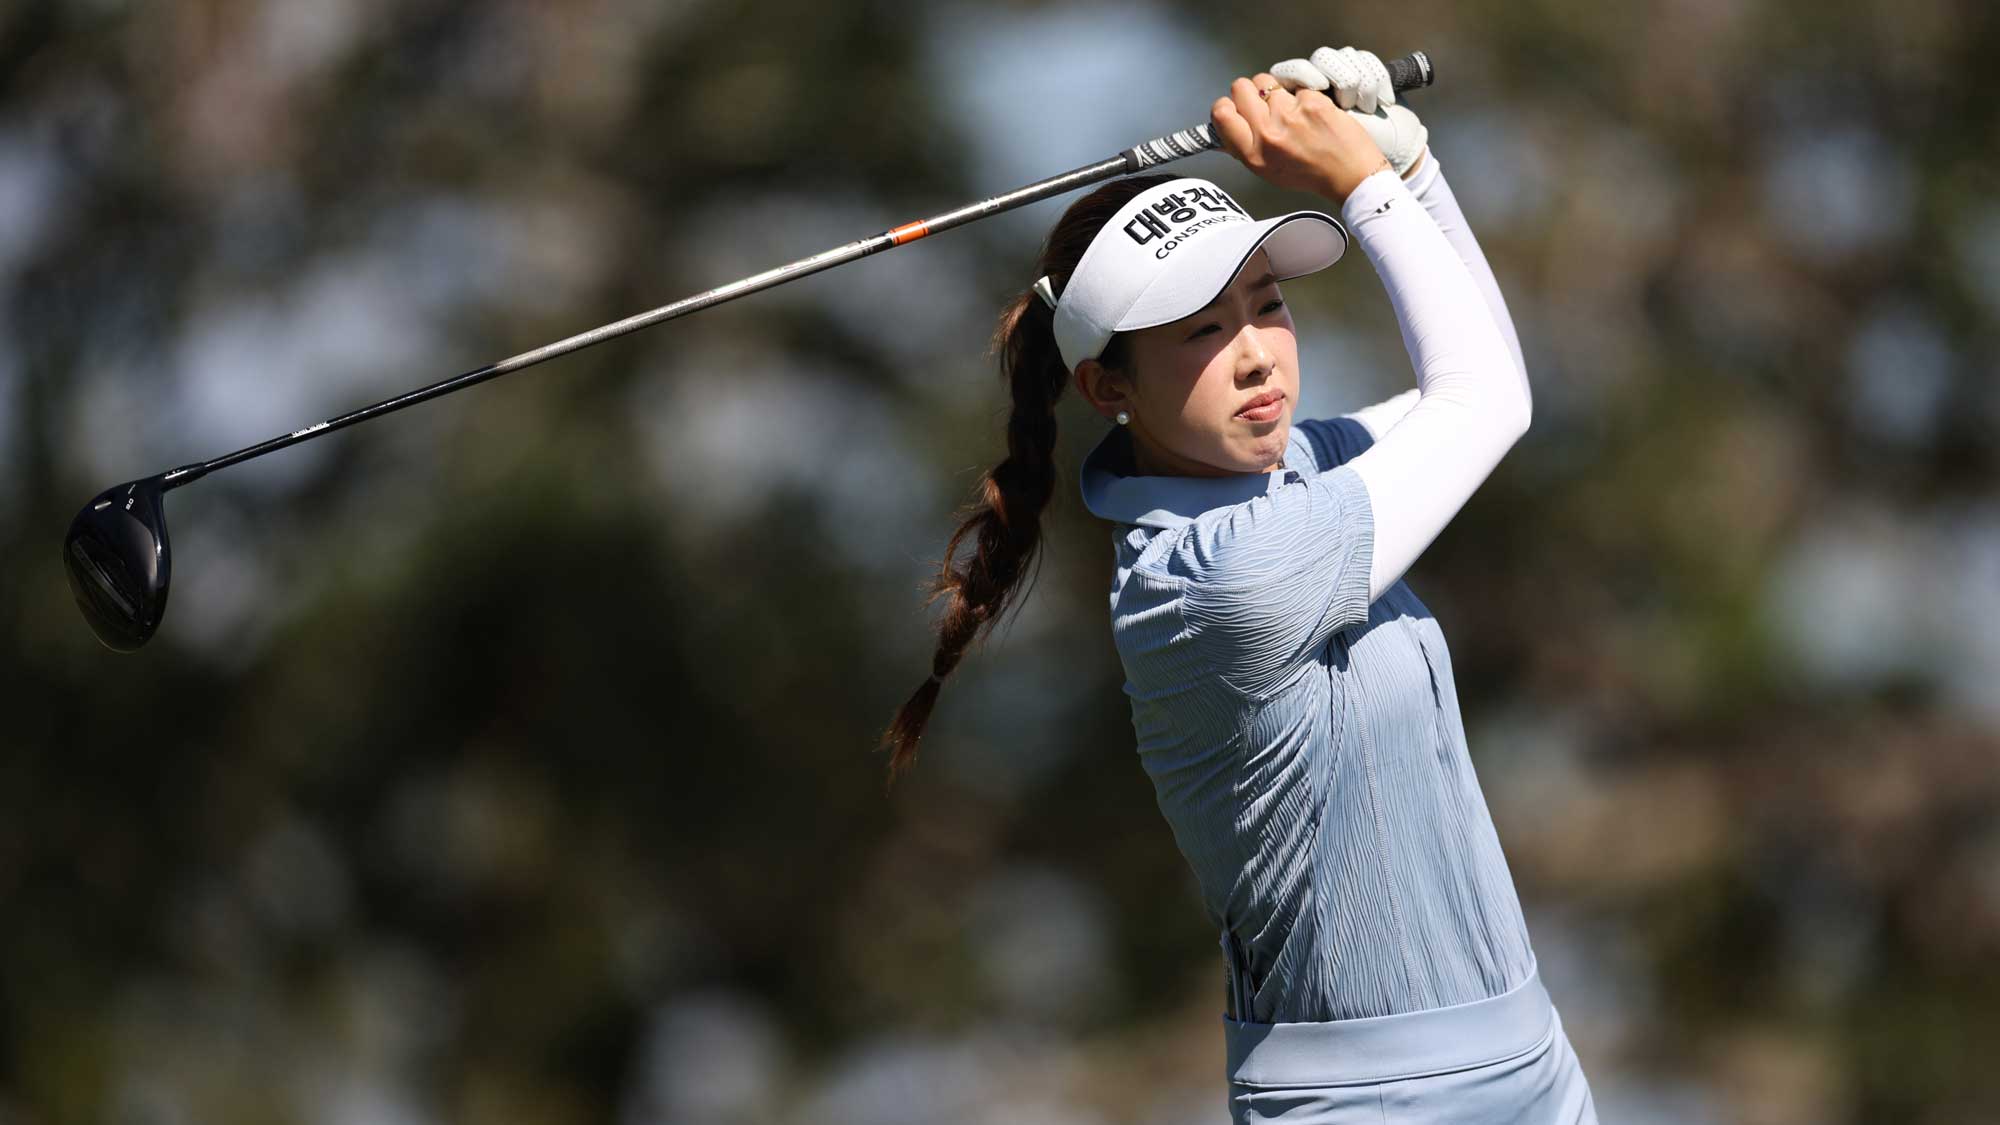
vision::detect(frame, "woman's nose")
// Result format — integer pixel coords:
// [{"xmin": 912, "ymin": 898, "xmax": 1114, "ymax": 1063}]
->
[{"xmin": 1238, "ymin": 326, "xmax": 1276, "ymax": 375}]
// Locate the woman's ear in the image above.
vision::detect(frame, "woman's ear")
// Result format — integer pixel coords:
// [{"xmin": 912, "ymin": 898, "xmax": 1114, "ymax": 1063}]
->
[{"xmin": 1074, "ymin": 357, "xmax": 1135, "ymax": 423}]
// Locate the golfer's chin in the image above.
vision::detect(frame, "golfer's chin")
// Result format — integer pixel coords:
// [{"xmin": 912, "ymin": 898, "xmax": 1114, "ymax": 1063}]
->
[
  {"xmin": 1192, "ymin": 428, "xmax": 1288, "ymax": 472},
  {"xmin": 1150, "ymin": 416, "xmax": 1292, "ymax": 478},
  {"xmin": 1215, "ymin": 417, "xmax": 1291, "ymax": 476}
]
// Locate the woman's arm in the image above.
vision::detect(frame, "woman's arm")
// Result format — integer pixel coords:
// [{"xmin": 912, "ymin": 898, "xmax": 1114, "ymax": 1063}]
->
[
  {"xmin": 1340, "ymin": 387, "xmax": 1421, "ymax": 442},
  {"xmin": 1402, "ymin": 150, "xmax": 1529, "ymax": 405},
  {"xmin": 1342, "ymin": 165, "xmax": 1531, "ymax": 601},
  {"xmin": 1327, "ymin": 150, "xmax": 1524, "ymax": 451}
]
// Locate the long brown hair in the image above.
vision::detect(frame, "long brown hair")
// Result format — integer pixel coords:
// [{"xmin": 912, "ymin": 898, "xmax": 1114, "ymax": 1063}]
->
[{"xmin": 876, "ymin": 173, "xmax": 1173, "ymax": 788}]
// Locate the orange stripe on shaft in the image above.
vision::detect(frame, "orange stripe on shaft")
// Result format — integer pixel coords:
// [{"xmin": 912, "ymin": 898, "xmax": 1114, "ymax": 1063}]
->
[{"xmin": 888, "ymin": 220, "xmax": 930, "ymax": 245}]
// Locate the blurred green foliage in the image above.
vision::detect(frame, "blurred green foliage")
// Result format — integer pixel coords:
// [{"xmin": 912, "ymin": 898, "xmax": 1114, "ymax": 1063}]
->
[{"xmin": 2, "ymin": 1, "xmax": 1997, "ymax": 1122}]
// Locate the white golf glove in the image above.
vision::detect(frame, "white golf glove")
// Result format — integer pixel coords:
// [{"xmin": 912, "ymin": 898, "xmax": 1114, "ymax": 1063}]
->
[{"xmin": 1271, "ymin": 46, "xmax": 1428, "ymax": 176}]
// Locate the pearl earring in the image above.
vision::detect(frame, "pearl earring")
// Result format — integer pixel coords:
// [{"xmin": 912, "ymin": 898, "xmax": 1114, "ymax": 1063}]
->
[{"xmin": 1115, "ymin": 410, "xmax": 1130, "ymax": 425}]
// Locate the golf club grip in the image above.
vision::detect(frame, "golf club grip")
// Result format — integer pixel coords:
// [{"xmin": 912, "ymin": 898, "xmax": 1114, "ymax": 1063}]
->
[
  {"xmin": 1123, "ymin": 49, "xmax": 1435, "ymax": 170},
  {"xmin": 1385, "ymin": 51, "xmax": 1435, "ymax": 93}
]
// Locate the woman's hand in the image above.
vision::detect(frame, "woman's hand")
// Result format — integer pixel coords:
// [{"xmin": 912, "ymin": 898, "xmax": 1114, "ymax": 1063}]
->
[
  {"xmin": 1270, "ymin": 47, "xmax": 1429, "ymax": 178},
  {"xmin": 1209, "ymin": 72, "xmax": 1391, "ymax": 206}
]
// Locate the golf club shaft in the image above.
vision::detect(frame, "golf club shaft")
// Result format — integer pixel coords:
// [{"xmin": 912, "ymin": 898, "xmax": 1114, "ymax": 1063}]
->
[{"xmin": 158, "ymin": 50, "xmax": 1433, "ymax": 492}]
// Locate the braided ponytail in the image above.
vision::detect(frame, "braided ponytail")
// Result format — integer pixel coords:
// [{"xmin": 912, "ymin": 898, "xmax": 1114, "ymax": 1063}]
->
[{"xmin": 877, "ymin": 174, "xmax": 1173, "ymax": 788}]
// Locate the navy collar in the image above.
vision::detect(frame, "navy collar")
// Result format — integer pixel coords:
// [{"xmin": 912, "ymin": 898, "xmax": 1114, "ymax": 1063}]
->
[{"xmin": 1079, "ymin": 425, "xmax": 1314, "ymax": 530}]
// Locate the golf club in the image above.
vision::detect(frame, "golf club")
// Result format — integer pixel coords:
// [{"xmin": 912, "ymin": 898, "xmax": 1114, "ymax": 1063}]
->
[{"xmin": 63, "ymin": 51, "xmax": 1436, "ymax": 652}]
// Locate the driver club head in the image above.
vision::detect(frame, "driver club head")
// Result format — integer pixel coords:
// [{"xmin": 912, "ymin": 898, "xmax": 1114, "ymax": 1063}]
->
[{"xmin": 63, "ymin": 476, "xmax": 173, "ymax": 652}]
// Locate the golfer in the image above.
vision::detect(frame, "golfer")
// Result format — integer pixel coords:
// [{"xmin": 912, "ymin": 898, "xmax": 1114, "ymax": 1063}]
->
[{"xmin": 882, "ymin": 46, "xmax": 1596, "ymax": 1123}]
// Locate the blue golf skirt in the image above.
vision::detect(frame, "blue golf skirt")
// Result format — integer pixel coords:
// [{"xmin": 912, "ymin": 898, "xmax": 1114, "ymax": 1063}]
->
[{"xmin": 1223, "ymin": 965, "xmax": 1598, "ymax": 1124}]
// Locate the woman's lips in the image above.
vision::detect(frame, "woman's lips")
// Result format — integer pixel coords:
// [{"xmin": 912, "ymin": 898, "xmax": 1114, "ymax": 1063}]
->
[{"xmin": 1236, "ymin": 391, "xmax": 1285, "ymax": 422}]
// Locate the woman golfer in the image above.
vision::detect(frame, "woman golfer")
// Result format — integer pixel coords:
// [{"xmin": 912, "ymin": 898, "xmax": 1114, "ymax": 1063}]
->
[{"xmin": 882, "ymin": 45, "xmax": 1598, "ymax": 1123}]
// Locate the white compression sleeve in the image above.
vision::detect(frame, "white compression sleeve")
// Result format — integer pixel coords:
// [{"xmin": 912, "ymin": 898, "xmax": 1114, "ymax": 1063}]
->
[
  {"xmin": 1342, "ymin": 150, "xmax": 1526, "ymax": 441},
  {"xmin": 1404, "ymin": 150, "xmax": 1529, "ymax": 402},
  {"xmin": 1340, "ymin": 167, "xmax": 1532, "ymax": 603},
  {"xmin": 1345, "ymin": 386, "xmax": 1421, "ymax": 442}
]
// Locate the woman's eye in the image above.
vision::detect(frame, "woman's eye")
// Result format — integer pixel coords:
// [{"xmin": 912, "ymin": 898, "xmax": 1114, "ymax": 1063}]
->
[{"xmin": 1185, "ymin": 301, "xmax": 1278, "ymax": 341}]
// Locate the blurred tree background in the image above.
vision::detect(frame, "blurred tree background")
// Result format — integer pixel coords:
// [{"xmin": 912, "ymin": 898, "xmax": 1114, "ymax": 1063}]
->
[{"xmin": 3, "ymin": 0, "xmax": 1997, "ymax": 1122}]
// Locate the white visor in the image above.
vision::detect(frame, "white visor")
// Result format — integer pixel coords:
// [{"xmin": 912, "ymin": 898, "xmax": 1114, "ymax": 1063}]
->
[{"xmin": 1049, "ymin": 177, "xmax": 1347, "ymax": 373}]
